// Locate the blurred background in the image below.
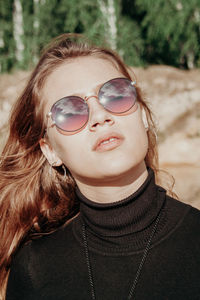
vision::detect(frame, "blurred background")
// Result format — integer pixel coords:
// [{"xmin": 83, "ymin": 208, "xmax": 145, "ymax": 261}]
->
[{"xmin": 0, "ymin": 0, "xmax": 200, "ymax": 208}]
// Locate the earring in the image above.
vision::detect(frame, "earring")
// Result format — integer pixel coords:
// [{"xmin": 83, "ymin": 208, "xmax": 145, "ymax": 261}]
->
[
  {"xmin": 143, "ymin": 121, "xmax": 149, "ymax": 131},
  {"xmin": 62, "ymin": 164, "xmax": 67, "ymax": 180}
]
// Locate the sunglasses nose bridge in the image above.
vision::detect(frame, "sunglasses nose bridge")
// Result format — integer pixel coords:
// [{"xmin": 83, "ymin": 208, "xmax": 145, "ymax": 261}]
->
[
  {"xmin": 84, "ymin": 94, "xmax": 107, "ymax": 113},
  {"xmin": 84, "ymin": 94, "xmax": 99, "ymax": 102}
]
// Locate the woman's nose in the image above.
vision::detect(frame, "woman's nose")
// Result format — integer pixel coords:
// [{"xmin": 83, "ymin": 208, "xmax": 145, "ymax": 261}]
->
[{"xmin": 86, "ymin": 96, "xmax": 115, "ymax": 131}]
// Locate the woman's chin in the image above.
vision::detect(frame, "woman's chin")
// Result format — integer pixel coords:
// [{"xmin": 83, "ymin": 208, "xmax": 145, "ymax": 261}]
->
[{"xmin": 73, "ymin": 160, "xmax": 146, "ymax": 186}]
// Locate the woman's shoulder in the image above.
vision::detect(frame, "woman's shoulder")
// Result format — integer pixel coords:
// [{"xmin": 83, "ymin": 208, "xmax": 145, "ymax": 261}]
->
[
  {"xmin": 13, "ymin": 215, "xmax": 79, "ymax": 265},
  {"xmin": 166, "ymin": 193, "xmax": 200, "ymax": 216},
  {"xmin": 164, "ymin": 193, "xmax": 200, "ymax": 235},
  {"xmin": 7, "ymin": 217, "xmax": 81, "ymax": 298}
]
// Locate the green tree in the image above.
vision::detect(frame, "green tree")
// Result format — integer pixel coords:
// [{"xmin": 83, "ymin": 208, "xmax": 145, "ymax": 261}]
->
[
  {"xmin": 0, "ymin": 0, "xmax": 15, "ymax": 72},
  {"xmin": 134, "ymin": 0, "xmax": 200, "ymax": 68},
  {"xmin": 1, "ymin": 0, "xmax": 200, "ymax": 72},
  {"xmin": 117, "ymin": 15, "xmax": 145, "ymax": 66},
  {"xmin": 60, "ymin": 0, "xmax": 106, "ymax": 44},
  {"xmin": 23, "ymin": 0, "xmax": 63, "ymax": 67}
]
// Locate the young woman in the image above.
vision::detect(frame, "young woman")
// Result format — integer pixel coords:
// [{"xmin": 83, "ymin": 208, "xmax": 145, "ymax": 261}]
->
[{"xmin": 0, "ymin": 34, "xmax": 200, "ymax": 300}]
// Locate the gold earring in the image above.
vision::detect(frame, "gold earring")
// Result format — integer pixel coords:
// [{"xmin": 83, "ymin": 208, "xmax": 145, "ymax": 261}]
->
[{"xmin": 62, "ymin": 164, "xmax": 67, "ymax": 180}]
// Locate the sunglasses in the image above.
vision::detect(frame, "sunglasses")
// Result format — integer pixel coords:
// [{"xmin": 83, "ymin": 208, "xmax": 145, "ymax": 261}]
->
[{"xmin": 47, "ymin": 77, "xmax": 137, "ymax": 132}]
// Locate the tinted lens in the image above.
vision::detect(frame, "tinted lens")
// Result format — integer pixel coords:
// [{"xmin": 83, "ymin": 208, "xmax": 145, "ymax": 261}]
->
[
  {"xmin": 98, "ymin": 78, "xmax": 136, "ymax": 113},
  {"xmin": 51, "ymin": 96, "xmax": 89, "ymax": 132}
]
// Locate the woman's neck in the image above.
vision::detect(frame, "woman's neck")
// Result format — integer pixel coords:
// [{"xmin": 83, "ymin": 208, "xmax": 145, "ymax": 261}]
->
[
  {"xmin": 75, "ymin": 167, "xmax": 165, "ymax": 242},
  {"xmin": 73, "ymin": 162, "xmax": 148, "ymax": 204}
]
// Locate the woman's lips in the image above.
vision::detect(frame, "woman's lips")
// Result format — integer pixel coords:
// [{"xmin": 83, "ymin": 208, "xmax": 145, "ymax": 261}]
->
[{"xmin": 93, "ymin": 133, "xmax": 124, "ymax": 152}]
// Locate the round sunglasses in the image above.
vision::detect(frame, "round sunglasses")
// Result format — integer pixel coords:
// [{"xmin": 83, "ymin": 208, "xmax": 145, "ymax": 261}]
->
[{"xmin": 47, "ymin": 77, "xmax": 137, "ymax": 132}]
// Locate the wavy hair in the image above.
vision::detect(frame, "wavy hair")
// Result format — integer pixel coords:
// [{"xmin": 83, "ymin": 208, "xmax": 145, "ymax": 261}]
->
[{"xmin": 0, "ymin": 33, "xmax": 160, "ymax": 298}]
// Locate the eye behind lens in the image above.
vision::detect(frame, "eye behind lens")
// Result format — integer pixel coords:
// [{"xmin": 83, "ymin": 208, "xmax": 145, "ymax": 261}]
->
[
  {"xmin": 98, "ymin": 77, "xmax": 137, "ymax": 114},
  {"xmin": 51, "ymin": 96, "xmax": 89, "ymax": 132}
]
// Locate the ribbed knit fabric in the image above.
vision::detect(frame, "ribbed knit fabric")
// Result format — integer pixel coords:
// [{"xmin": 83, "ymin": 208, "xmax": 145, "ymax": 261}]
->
[
  {"xmin": 73, "ymin": 168, "xmax": 168, "ymax": 254},
  {"xmin": 6, "ymin": 169, "xmax": 200, "ymax": 300},
  {"xmin": 73, "ymin": 169, "xmax": 183, "ymax": 255},
  {"xmin": 76, "ymin": 168, "xmax": 163, "ymax": 236}
]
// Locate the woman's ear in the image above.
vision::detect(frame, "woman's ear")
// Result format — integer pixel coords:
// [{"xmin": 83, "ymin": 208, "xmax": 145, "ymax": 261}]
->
[
  {"xmin": 141, "ymin": 108, "xmax": 149, "ymax": 131},
  {"xmin": 39, "ymin": 138, "xmax": 62, "ymax": 166}
]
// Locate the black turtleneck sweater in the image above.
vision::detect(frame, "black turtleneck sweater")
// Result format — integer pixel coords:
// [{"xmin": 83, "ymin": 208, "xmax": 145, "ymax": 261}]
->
[{"xmin": 6, "ymin": 169, "xmax": 200, "ymax": 300}]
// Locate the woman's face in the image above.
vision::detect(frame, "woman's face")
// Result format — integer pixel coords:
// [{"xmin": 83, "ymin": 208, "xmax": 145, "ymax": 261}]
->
[{"xmin": 40, "ymin": 56, "xmax": 148, "ymax": 185}]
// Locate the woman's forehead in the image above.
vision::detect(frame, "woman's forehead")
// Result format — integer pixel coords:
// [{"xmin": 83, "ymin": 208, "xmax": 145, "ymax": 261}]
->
[{"xmin": 42, "ymin": 56, "xmax": 124, "ymax": 108}]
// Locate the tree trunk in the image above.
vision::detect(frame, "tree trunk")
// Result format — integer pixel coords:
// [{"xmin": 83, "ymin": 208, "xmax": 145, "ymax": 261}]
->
[
  {"xmin": 33, "ymin": 0, "xmax": 40, "ymax": 33},
  {"xmin": 13, "ymin": 0, "xmax": 24, "ymax": 63},
  {"xmin": 98, "ymin": 0, "xmax": 117, "ymax": 50},
  {"xmin": 0, "ymin": 31, "xmax": 4, "ymax": 72}
]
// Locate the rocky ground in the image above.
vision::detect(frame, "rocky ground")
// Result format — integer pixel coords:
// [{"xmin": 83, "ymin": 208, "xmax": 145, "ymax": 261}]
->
[
  {"xmin": 0, "ymin": 66, "xmax": 200, "ymax": 208},
  {"xmin": 134, "ymin": 66, "xmax": 200, "ymax": 208}
]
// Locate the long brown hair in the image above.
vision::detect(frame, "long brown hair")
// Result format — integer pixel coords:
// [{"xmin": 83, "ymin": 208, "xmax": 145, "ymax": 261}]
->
[{"xmin": 0, "ymin": 33, "xmax": 159, "ymax": 298}]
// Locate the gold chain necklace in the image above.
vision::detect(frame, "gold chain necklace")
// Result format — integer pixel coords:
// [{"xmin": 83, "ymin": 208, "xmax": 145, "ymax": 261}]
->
[{"xmin": 82, "ymin": 208, "xmax": 162, "ymax": 300}]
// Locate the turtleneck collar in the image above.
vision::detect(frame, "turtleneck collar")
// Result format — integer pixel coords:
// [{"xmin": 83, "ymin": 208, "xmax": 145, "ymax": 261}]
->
[{"xmin": 75, "ymin": 168, "xmax": 165, "ymax": 238}]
